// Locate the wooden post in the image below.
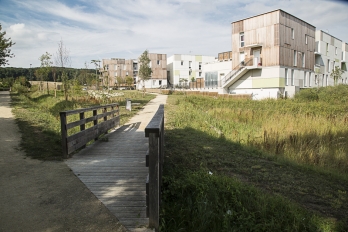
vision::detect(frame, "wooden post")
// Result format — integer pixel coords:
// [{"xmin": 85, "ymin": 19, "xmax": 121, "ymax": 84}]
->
[
  {"xmin": 80, "ymin": 112, "xmax": 85, "ymax": 149},
  {"xmin": 104, "ymin": 107, "xmax": 108, "ymax": 134},
  {"xmin": 93, "ymin": 109, "xmax": 98, "ymax": 141},
  {"xmin": 60, "ymin": 112, "xmax": 68, "ymax": 159},
  {"xmin": 148, "ymin": 132, "xmax": 159, "ymax": 230}
]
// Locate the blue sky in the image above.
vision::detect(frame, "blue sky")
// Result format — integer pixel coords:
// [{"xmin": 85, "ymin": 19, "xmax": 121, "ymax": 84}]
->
[{"xmin": 1, "ymin": 0, "xmax": 348, "ymax": 68}]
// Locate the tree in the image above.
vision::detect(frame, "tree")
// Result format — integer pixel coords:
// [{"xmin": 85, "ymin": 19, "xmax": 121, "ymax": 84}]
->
[
  {"xmin": 0, "ymin": 24, "xmax": 15, "ymax": 66},
  {"xmin": 54, "ymin": 39, "xmax": 71, "ymax": 98},
  {"xmin": 116, "ymin": 76, "xmax": 124, "ymax": 89},
  {"xmin": 125, "ymin": 76, "xmax": 134, "ymax": 89},
  {"xmin": 38, "ymin": 52, "xmax": 52, "ymax": 94},
  {"xmin": 330, "ymin": 66, "xmax": 345, "ymax": 86},
  {"xmin": 138, "ymin": 50, "xmax": 152, "ymax": 96}
]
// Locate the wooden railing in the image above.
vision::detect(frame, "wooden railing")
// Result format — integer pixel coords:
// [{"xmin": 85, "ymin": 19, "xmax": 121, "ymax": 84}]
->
[
  {"xmin": 145, "ymin": 104, "xmax": 164, "ymax": 231},
  {"xmin": 60, "ymin": 103, "xmax": 120, "ymax": 158}
]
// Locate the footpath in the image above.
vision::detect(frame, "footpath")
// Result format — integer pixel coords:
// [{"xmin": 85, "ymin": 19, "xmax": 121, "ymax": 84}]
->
[
  {"xmin": 0, "ymin": 91, "xmax": 167, "ymax": 232},
  {"xmin": 66, "ymin": 94, "xmax": 168, "ymax": 231}
]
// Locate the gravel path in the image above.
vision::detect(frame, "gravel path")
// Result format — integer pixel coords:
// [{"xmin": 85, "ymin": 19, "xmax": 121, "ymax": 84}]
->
[{"xmin": 0, "ymin": 91, "xmax": 127, "ymax": 232}]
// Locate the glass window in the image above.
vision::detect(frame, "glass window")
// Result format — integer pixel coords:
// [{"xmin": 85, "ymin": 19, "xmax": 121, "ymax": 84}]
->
[
  {"xmin": 291, "ymin": 69, "xmax": 294, "ymax": 86},
  {"xmin": 304, "ymin": 71, "xmax": 307, "ymax": 87},
  {"xmin": 285, "ymin": 68, "xmax": 288, "ymax": 86},
  {"xmin": 291, "ymin": 28, "xmax": 294, "ymax": 39},
  {"xmin": 302, "ymin": 52, "xmax": 305, "ymax": 68},
  {"xmin": 240, "ymin": 32, "xmax": 244, "ymax": 47},
  {"xmin": 294, "ymin": 50, "xmax": 297, "ymax": 66}
]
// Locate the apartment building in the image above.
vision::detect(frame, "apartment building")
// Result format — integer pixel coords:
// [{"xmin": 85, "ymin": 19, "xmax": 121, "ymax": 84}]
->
[
  {"xmin": 221, "ymin": 9, "xmax": 316, "ymax": 99},
  {"xmin": 101, "ymin": 58, "xmax": 138, "ymax": 89},
  {"xmin": 137, "ymin": 53, "xmax": 167, "ymax": 89},
  {"xmin": 314, "ymin": 30, "xmax": 348, "ymax": 87},
  {"xmin": 167, "ymin": 54, "xmax": 216, "ymax": 88}
]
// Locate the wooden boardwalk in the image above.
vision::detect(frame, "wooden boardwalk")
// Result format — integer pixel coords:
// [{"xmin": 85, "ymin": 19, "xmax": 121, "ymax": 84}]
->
[{"xmin": 66, "ymin": 94, "xmax": 167, "ymax": 231}]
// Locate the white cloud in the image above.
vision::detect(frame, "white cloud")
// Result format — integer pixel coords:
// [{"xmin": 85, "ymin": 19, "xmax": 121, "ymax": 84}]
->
[{"xmin": 1, "ymin": 0, "xmax": 348, "ymax": 68}]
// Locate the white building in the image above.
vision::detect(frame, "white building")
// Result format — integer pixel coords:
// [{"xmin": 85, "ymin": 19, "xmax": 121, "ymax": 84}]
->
[
  {"xmin": 167, "ymin": 54, "xmax": 216, "ymax": 88},
  {"xmin": 314, "ymin": 30, "xmax": 348, "ymax": 87}
]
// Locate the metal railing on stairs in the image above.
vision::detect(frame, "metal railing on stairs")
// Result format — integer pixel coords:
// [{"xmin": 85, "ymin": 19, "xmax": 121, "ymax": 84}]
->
[{"xmin": 221, "ymin": 59, "xmax": 253, "ymax": 86}]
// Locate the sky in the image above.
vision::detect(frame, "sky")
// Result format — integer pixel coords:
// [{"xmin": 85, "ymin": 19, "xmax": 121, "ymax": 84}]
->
[{"xmin": 1, "ymin": 0, "xmax": 348, "ymax": 69}]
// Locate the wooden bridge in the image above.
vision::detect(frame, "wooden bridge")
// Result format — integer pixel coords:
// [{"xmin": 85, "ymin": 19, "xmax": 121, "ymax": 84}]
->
[{"xmin": 65, "ymin": 94, "xmax": 167, "ymax": 231}]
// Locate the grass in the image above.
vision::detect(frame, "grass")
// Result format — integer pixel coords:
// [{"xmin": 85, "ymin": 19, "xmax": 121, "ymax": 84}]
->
[
  {"xmin": 161, "ymin": 86, "xmax": 348, "ymax": 231},
  {"xmin": 10, "ymin": 87, "xmax": 155, "ymax": 160}
]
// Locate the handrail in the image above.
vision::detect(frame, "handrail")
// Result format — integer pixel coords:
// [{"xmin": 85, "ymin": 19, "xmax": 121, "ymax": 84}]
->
[
  {"xmin": 221, "ymin": 59, "xmax": 253, "ymax": 86},
  {"xmin": 60, "ymin": 103, "xmax": 120, "ymax": 158},
  {"xmin": 144, "ymin": 104, "xmax": 164, "ymax": 231}
]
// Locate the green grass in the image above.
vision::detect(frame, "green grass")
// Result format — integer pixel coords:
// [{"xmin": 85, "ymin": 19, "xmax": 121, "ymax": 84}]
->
[
  {"xmin": 11, "ymin": 87, "xmax": 155, "ymax": 160},
  {"xmin": 161, "ymin": 87, "xmax": 348, "ymax": 231}
]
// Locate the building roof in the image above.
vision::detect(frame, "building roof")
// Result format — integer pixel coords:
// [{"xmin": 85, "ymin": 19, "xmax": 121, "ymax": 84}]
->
[
  {"xmin": 318, "ymin": 30, "xmax": 342, "ymax": 42},
  {"xmin": 232, "ymin": 9, "xmax": 316, "ymax": 28}
]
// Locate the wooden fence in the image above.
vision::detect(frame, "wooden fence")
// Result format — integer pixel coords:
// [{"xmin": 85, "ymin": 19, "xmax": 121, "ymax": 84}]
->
[
  {"xmin": 145, "ymin": 104, "xmax": 164, "ymax": 231},
  {"xmin": 60, "ymin": 103, "xmax": 120, "ymax": 158}
]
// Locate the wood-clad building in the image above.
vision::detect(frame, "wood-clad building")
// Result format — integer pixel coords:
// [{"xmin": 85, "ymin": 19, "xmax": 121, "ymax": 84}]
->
[
  {"xmin": 227, "ymin": 9, "xmax": 316, "ymax": 99},
  {"xmin": 102, "ymin": 58, "xmax": 138, "ymax": 88},
  {"xmin": 232, "ymin": 9, "xmax": 315, "ymax": 70},
  {"xmin": 148, "ymin": 53, "xmax": 167, "ymax": 79}
]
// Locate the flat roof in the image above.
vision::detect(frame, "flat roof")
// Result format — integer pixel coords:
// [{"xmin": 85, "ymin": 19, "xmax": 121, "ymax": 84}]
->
[
  {"xmin": 318, "ymin": 30, "xmax": 342, "ymax": 42},
  {"xmin": 232, "ymin": 9, "xmax": 316, "ymax": 28}
]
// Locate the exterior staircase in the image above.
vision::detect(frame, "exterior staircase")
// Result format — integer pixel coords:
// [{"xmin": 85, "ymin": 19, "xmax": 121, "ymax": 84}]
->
[{"xmin": 221, "ymin": 58, "xmax": 262, "ymax": 88}]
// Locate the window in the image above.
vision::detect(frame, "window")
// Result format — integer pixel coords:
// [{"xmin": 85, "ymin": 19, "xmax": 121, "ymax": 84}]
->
[
  {"xmin": 114, "ymin": 72, "xmax": 117, "ymax": 77},
  {"xmin": 159, "ymin": 80, "xmax": 162, "ymax": 85},
  {"xmin": 115, "ymin": 65, "xmax": 117, "ymax": 70},
  {"xmin": 181, "ymin": 60, "xmax": 183, "ymax": 65},
  {"xmin": 126, "ymin": 71, "xmax": 129, "ymax": 76},
  {"xmin": 326, "ymin": 43, "xmax": 329, "ymax": 55},
  {"xmin": 240, "ymin": 32, "xmax": 244, "ymax": 47},
  {"xmin": 157, "ymin": 60, "xmax": 160, "ymax": 65},
  {"xmin": 326, "ymin": 74, "xmax": 328, "ymax": 86},
  {"xmin": 291, "ymin": 69, "xmax": 294, "ymax": 86},
  {"xmin": 315, "ymin": 75, "xmax": 318, "ymax": 84},
  {"xmin": 199, "ymin": 72, "xmax": 202, "ymax": 77},
  {"xmin": 302, "ymin": 52, "xmax": 305, "ymax": 68},
  {"xmin": 309, "ymin": 72, "xmax": 312, "ymax": 87},
  {"xmin": 335, "ymin": 47, "xmax": 337, "ymax": 55},
  {"xmin": 327, "ymin": 59, "xmax": 330, "ymax": 72},
  {"xmin": 305, "ymin": 35, "xmax": 308, "ymax": 44},
  {"xmin": 285, "ymin": 68, "xmax": 288, "ymax": 86},
  {"xmin": 153, "ymin": 80, "xmax": 156, "ymax": 85},
  {"xmin": 291, "ymin": 28, "xmax": 294, "ymax": 39},
  {"xmin": 199, "ymin": 62, "xmax": 202, "ymax": 70},
  {"xmin": 304, "ymin": 71, "xmax": 307, "ymax": 87},
  {"xmin": 189, "ymin": 61, "xmax": 192, "ymax": 68},
  {"xmin": 294, "ymin": 50, "xmax": 297, "ymax": 66}
]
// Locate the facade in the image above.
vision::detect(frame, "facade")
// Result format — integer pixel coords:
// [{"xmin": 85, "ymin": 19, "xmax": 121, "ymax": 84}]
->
[
  {"xmin": 314, "ymin": 30, "xmax": 348, "ymax": 87},
  {"xmin": 200, "ymin": 58, "xmax": 232, "ymax": 92},
  {"xmin": 224, "ymin": 9, "xmax": 316, "ymax": 99},
  {"xmin": 137, "ymin": 53, "xmax": 167, "ymax": 89},
  {"xmin": 167, "ymin": 54, "xmax": 216, "ymax": 88},
  {"xmin": 101, "ymin": 58, "xmax": 138, "ymax": 89}
]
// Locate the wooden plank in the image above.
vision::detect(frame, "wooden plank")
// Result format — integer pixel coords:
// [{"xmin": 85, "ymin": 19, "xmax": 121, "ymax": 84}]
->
[
  {"xmin": 148, "ymin": 133, "xmax": 159, "ymax": 230},
  {"xmin": 64, "ymin": 103, "xmax": 119, "ymax": 116},
  {"xmin": 67, "ymin": 110, "xmax": 119, "ymax": 129}
]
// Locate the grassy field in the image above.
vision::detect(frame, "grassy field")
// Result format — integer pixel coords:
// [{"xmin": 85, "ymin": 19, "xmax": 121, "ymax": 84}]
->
[
  {"xmin": 161, "ymin": 86, "xmax": 348, "ymax": 231},
  {"xmin": 10, "ymin": 86, "xmax": 155, "ymax": 160}
]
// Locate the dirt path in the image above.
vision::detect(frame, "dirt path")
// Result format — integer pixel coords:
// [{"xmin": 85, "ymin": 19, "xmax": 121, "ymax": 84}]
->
[{"xmin": 0, "ymin": 91, "xmax": 127, "ymax": 232}]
